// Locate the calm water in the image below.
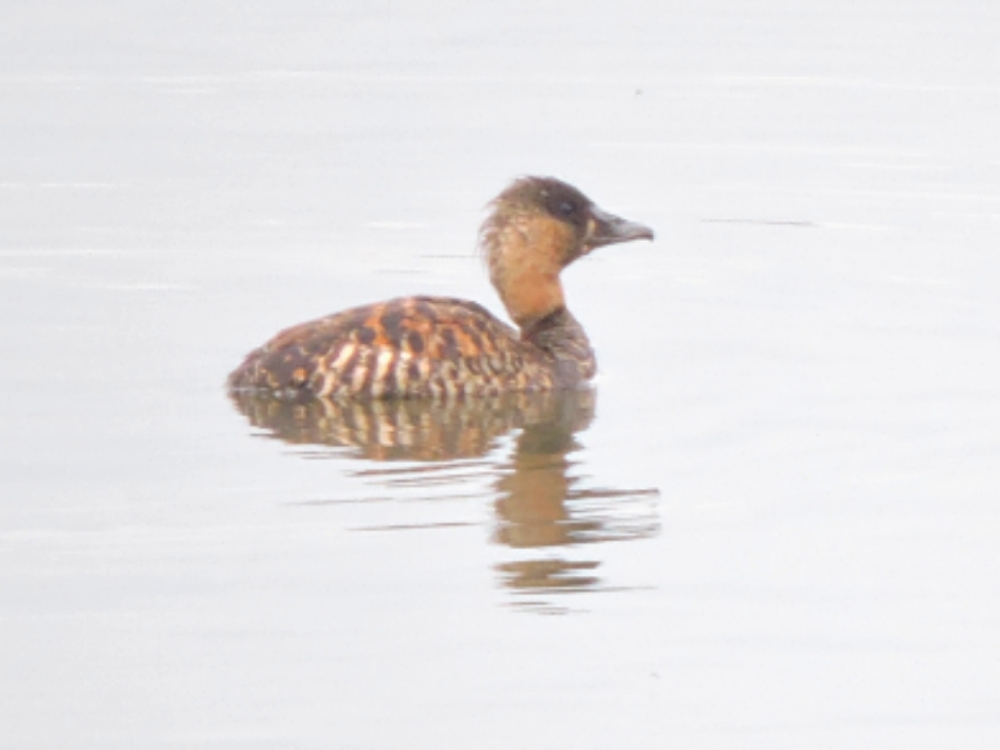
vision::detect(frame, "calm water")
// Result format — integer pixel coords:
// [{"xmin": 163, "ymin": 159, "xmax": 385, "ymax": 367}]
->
[{"xmin": 2, "ymin": 1, "xmax": 999, "ymax": 747}]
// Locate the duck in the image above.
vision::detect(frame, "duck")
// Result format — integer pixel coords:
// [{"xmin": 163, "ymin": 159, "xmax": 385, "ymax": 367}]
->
[{"xmin": 227, "ymin": 176, "xmax": 653, "ymax": 400}]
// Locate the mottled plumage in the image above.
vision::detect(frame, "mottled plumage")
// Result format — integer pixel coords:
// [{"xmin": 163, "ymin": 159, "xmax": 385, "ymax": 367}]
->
[{"xmin": 228, "ymin": 177, "xmax": 653, "ymax": 400}]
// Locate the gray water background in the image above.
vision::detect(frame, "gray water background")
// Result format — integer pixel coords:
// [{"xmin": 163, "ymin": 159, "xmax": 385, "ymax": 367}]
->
[{"xmin": 2, "ymin": 1, "xmax": 999, "ymax": 747}]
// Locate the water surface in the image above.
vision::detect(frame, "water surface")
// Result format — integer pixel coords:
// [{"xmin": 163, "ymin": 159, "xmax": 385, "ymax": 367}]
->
[{"xmin": 2, "ymin": 1, "xmax": 999, "ymax": 747}]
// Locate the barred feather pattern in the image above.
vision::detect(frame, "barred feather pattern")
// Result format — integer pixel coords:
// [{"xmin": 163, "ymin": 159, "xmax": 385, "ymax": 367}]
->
[{"xmin": 227, "ymin": 296, "xmax": 595, "ymax": 400}]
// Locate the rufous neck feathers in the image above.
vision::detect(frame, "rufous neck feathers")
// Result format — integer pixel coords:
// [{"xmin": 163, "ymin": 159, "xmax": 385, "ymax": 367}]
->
[{"xmin": 482, "ymin": 212, "xmax": 576, "ymax": 329}]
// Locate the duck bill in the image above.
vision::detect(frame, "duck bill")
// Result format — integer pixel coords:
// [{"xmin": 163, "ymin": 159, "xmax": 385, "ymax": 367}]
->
[{"xmin": 586, "ymin": 206, "xmax": 655, "ymax": 250}]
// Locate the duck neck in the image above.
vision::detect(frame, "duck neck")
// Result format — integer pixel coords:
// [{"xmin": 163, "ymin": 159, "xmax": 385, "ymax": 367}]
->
[
  {"xmin": 521, "ymin": 307, "xmax": 596, "ymax": 387},
  {"xmin": 484, "ymin": 210, "xmax": 574, "ymax": 328},
  {"xmin": 500, "ymin": 271, "xmax": 566, "ymax": 330}
]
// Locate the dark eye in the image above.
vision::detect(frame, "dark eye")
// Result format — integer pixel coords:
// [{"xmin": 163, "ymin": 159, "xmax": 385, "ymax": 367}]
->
[{"xmin": 540, "ymin": 185, "xmax": 588, "ymax": 226}]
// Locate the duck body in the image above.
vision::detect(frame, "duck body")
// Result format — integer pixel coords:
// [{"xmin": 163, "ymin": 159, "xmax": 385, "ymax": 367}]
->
[
  {"xmin": 228, "ymin": 177, "xmax": 652, "ymax": 401},
  {"xmin": 228, "ymin": 296, "xmax": 593, "ymax": 399}
]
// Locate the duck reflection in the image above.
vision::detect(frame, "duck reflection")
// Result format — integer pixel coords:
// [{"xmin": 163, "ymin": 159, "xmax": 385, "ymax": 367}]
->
[{"xmin": 230, "ymin": 388, "xmax": 659, "ymax": 609}]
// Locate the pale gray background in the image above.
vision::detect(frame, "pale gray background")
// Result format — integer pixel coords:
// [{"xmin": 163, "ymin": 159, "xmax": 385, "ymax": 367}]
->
[{"xmin": 1, "ymin": 1, "xmax": 998, "ymax": 747}]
